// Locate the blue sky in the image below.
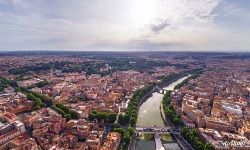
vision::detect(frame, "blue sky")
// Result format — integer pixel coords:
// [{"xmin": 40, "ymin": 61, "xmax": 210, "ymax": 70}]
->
[{"xmin": 0, "ymin": 0, "xmax": 249, "ymax": 52}]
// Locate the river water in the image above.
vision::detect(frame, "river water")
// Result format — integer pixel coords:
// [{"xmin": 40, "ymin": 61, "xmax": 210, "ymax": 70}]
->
[{"xmin": 135, "ymin": 76, "xmax": 189, "ymax": 150}]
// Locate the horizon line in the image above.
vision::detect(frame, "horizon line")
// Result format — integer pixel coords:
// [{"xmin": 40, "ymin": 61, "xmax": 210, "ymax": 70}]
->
[{"xmin": 0, "ymin": 50, "xmax": 249, "ymax": 53}]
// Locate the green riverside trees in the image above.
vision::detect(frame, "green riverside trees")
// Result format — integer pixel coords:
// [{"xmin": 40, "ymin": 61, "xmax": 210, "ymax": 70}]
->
[
  {"xmin": 181, "ymin": 127, "xmax": 214, "ymax": 150},
  {"xmin": 88, "ymin": 111, "xmax": 117, "ymax": 123}
]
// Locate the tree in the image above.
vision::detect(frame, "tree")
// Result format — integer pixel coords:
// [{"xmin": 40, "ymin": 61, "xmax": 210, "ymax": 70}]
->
[
  {"xmin": 127, "ymin": 127, "xmax": 134, "ymax": 136},
  {"xmin": 46, "ymin": 98, "xmax": 53, "ymax": 107},
  {"xmin": 65, "ymin": 114, "xmax": 72, "ymax": 121},
  {"xmin": 88, "ymin": 113, "xmax": 95, "ymax": 121},
  {"xmin": 194, "ymin": 141, "xmax": 204, "ymax": 150},
  {"xmin": 130, "ymin": 117, "xmax": 136, "ymax": 127},
  {"xmin": 123, "ymin": 132, "xmax": 131, "ymax": 144},
  {"xmin": 165, "ymin": 108, "xmax": 174, "ymax": 118},
  {"xmin": 96, "ymin": 112, "xmax": 107, "ymax": 122},
  {"xmin": 114, "ymin": 128, "xmax": 125, "ymax": 136},
  {"xmin": 106, "ymin": 113, "xmax": 117, "ymax": 123},
  {"xmin": 15, "ymin": 87, "xmax": 21, "ymax": 92},
  {"xmin": 204, "ymin": 143, "xmax": 214, "ymax": 150},
  {"xmin": 69, "ymin": 110, "xmax": 78, "ymax": 119},
  {"xmin": 34, "ymin": 105, "xmax": 41, "ymax": 110},
  {"xmin": 54, "ymin": 107, "xmax": 66, "ymax": 116},
  {"xmin": 118, "ymin": 114, "xmax": 125, "ymax": 124},
  {"xmin": 56, "ymin": 103, "xmax": 70, "ymax": 113},
  {"xmin": 124, "ymin": 114, "xmax": 130, "ymax": 123},
  {"xmin": 173, "ymin": 117, "xmax": 181, "ymax": 125},
  {"xmin": 27, "ymin": 93, "xmax": 35, "ymax": 100},
  {"xmin": 36, "ymin": 80, "xmax": 48, "ymax": 88},
  {"xmin": 118, "ymin": 114, "xmax": 130, "ymax": 125},
  {"xmin": 181, "ymin": 127, "xmax": 206, "ymax": 150}
]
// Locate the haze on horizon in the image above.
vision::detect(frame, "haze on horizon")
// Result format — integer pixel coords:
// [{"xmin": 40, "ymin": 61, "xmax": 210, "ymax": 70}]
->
[{"xmin": 0, "ymin": 0, "xmax": 249, "ymax": 52}]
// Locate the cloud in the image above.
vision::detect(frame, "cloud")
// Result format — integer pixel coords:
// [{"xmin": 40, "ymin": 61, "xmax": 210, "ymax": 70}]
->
[
  {"xmin": 0, "ymin": 0, "xmax": 249, "ymax": 51},
  {"xmin": 150, "ymin": 19, "xmax": 170, "ymax": 34},
  {"xmin": 140, "ymin": 0, "xmax": 222, "ymax": 38}
]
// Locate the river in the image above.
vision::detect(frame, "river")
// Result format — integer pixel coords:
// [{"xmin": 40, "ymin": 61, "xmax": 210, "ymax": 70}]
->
[{"xmin": 135, "ymin": 76, "xmax": 190, "ymax": 150}]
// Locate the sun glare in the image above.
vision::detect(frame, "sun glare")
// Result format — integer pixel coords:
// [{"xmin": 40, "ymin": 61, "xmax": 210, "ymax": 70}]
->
[{"xmin": 129, "ymin": 0, "xmax": 158, "ymax": 27}]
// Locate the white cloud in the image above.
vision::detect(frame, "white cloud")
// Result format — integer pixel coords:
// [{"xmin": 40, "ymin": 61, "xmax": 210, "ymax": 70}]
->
[{"xmin": 0, "ymin": 0, "xmax": 249, "ymax": 51}]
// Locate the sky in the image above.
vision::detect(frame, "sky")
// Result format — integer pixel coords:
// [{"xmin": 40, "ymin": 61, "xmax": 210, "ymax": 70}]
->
[{"xmin": 0, "ymin": 0, "xmax": 249, "ymax": 52}]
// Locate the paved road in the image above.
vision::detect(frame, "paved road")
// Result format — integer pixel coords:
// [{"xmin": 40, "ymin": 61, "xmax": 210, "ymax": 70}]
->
[
  {"xmin": 166, "ymin": 118, "xmax": 195, "ymax": 150},
  {"xmin": 173, "ymin": 134, "xmax": 194, "ymax": 150},
  {"xmin": 155, "ymin": 133, "xmax": 165, "ymax": 150}
]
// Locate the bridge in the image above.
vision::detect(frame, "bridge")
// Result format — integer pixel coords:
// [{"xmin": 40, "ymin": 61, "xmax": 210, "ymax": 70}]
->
[
  {"xmin": 153, "ymin": 86, "xmax": 169, "ymax": 94},
  {"xmin": 135, "ymin": 127, "xmax": 179, "ymax": 150},
  {"xmin": 135, "ymin": 126, "xmax": 194, "ymax": 150},
  {"xmin": 135, "ymin": 127, "xmax": 180, "ymax": 135}
]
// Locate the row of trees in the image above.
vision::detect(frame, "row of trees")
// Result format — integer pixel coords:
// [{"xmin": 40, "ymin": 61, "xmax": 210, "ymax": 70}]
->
[
  {"xmin": 51, "ymin": 103, "xmax": 78, "ymax": 121},
  {"xmin": 118, "ymin": 113, "xmax": 130, "ymax": 125},
  {"xmin": 162, "ymin": 69, "xmax": 215, "ymax": 150},
  {"xmin": 114, "ymin": 85, "xmax": 154, "ymax": 149},
  {"xmin": 120, "ymin": 85, "xmax": 153, "ymax": 126},
  {"xmin": 159, "ymin": 68, "xmax": 203, "ymax": 86},
  {"xmin": 159, "ymin": 73, "xmax": 185, "ymax": 85},
  {"xmin": 109, "ymin": 58, "xmax": 170, "ymax": 73},
  {"xmin": 113, "ymin": 127, "xmax": 134, "ymax": 150},
  {"xmin": 26, "ymin": 93, "xmax": 44, "ymax": 110},
  {"xmin": 162, "ymin": 91, "xmax": 182, "ymax": 126},
  {"xmin": 162, "ymin": 68, "xmax": 203, "ymax": 126},
  {"xmin": 0, "ymin": 77, "xmax": 9, "ymax": 92},
  {"xmin": 182, "ymin": 68, "xmax": 203, "ymax": 75},
  {"xmin": 1, "ymin": 76, "xmax": 78, "ymax": 121},
  {"xmin": 174, "ymin": 72, "xmax": 201, "ymax": 90},
  {"xmin": 181, "ymin": 127, "xmax": 214, "ymax": 150},
  {"xmin": 8, "ymin": 60, "xmax": 110, "ymax": 76},
  {"xmin": 88, "ymin": 111, "xmax": 117, "ymax": 123},
  {"xmin": 0, "ymin": 76, "xmax": 18, "ymax": 92},
  {"xmin": 16, "ymin": 87, "xmax": 53, "ymax": 108},
  {"xmin": 27, "ymin": 80, "xmax": 49, "ymax": 89},
  {"xmin": 16, "ymin": 87, "xmax": 77, "ymax": 121},
  {"xmin": 8, "ymin": 61, "xmax": 71, "ymax": 75}
]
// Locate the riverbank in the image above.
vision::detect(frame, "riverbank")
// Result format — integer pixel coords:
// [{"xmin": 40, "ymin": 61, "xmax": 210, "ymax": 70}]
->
[
  {"xmin": 129, "ymin": 68, "xmax": 203, "ymax": 150},
  {"xmin": 136, "ymin": 75, "xmax": 191, "ymax": 127},
  {"xmin": 134, "ymin": 75, "xmax": 191, "ymax": 150},
  {"xmin": 136, "ymin": 92, "xmax": 165, "ymax": 127},
  {"xmin": 136, "ymin": 69, "xmax": 203, "ymax": 108},
  {"xmin": 158, "ymin": 68, "xmax": 203, "ymax": 88},
  {"xmin": 160, "ymin": 70, "xmax": 204, "ymax": 150},
  {"xmin": 160, "ymin": 103, "xmax": 168, "ymax": 126}
]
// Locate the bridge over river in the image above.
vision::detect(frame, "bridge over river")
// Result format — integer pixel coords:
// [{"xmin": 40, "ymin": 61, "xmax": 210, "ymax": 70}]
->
[
  {"xmin": 135, "ymin": 126, "xmax": 193, "ymax": 150},
  {"xmin": 133, "ymin": 75, "xmax": 193, "ymax": 150},
  {"xmin": 135, "ymin": 127, "xmax": 180, "ymax": 135}
]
